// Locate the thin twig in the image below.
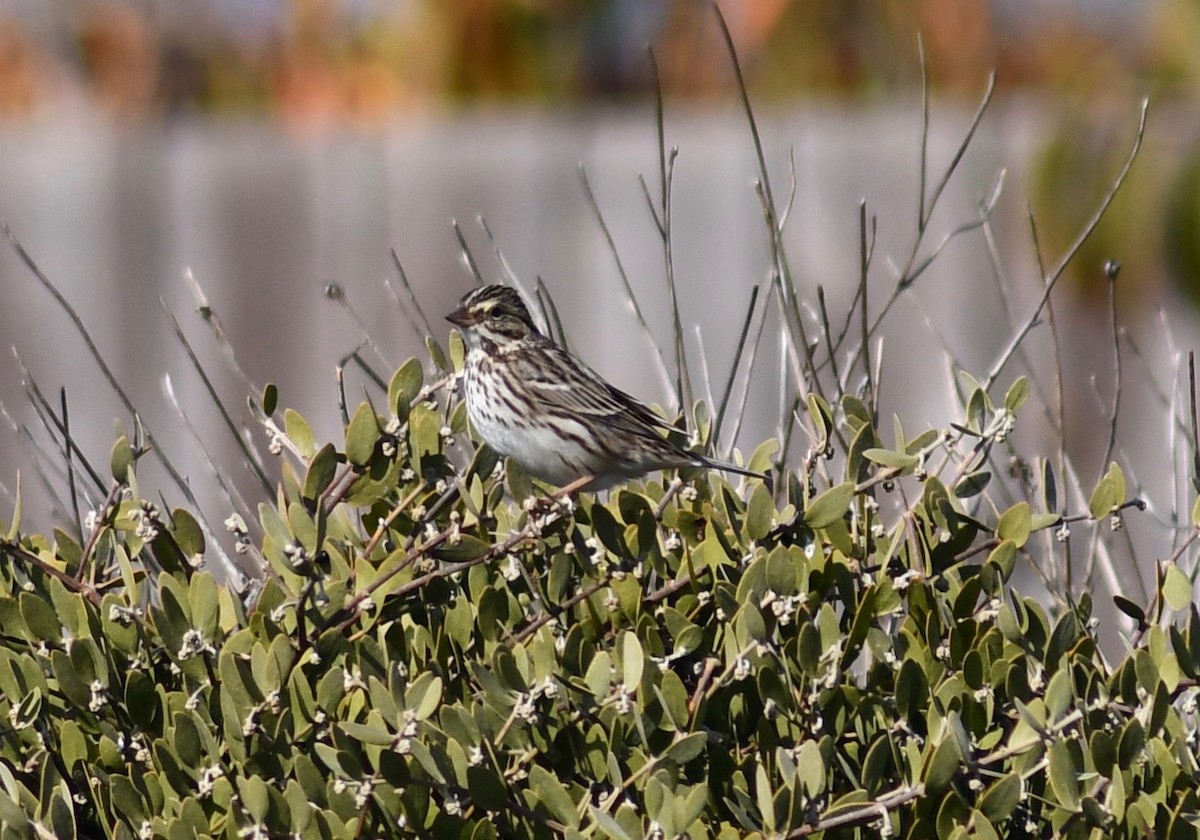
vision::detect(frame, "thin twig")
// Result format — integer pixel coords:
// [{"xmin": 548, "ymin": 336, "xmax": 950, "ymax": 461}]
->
[
  {"xmin": 534, "ymin": 278, "xmax": 569, "ymax": 350},
  {"xmin": 646, "ymin": 48, "xmax": 692, "ymax": 415},
  {"xmin": 1099, "ymin": 262, "xmax": 1123, "ymax": 475},
  {"xmin": 387, "ymin": 249, "xmax": 435, "ymax": 338},
  {"xmin": 183, "ymin": 267, "xmax": 258, "ymax": 393},
  {"xmin": 59, "ymin": 389, "xmax": 81, "ymax": 540},
  {"xmin": 323, "ymin": 282, "xmax": 393, "ymax": 373},
  {"xmin": 693, "ymin": 325, "xmax": 717, "ymax": 425},
  {"xmin": 1, "ymin": 540, "xmax": 100, "ymax": 604},
  {"xmin": 578, "ymin": 164, "xmax": 675, "ymax": 407},
  {"xmin": 3, "ymin": 222, "xmax": 202, "ymax": 522},
  {"xmin": 859, "ymin": 200, "xmax": 875, "ymax": 422},
  {"xmin": 712, "ymin": 4, "xmax": 821, "ymax": 407},
  {"xmin": 13, "ymin": 356, "xmax": 105, "ymax": 496},
  {"xmin": 728, "ymin": 287, "xmax": 779, "ymax": 454},
  {"xmin": 161, "ymin": 373, "xmax": 256, "ymax": 539},
  {"xmin": 984, "ymin": 99, "xmax": 1148, "ymax": 390},
  {"xmin": 917, "ymin": 33, "xmax": 929, "ymax": 228},
  {"xmin": 162, "ymin": 300, "xmax": 273, "ymax": 496},
  {"xmin": 713, "ymin": 286, "xmax": 760, "ymax": 450},
  {"xmin": 1191, "ymin": 352, "xmax": 1199, "ymax": 489},
  {"xmin": 862, "ymin": 72, "xmax": 998, "ymax": 341},
  {"xmin": 452, "ymin": 220, "xmax": 485, "ymax": 286}
]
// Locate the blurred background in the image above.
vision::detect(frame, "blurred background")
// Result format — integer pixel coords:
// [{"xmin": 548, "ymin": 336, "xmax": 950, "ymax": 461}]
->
[{"xmin": 0, "ymin": 0, "xmax": 1195, "ymax": 601}]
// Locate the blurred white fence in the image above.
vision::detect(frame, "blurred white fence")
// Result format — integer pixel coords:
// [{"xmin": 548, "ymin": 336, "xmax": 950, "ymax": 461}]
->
[{"xmin": 0, "ymin": 103, "xmax": 1186, "ymax": 620}]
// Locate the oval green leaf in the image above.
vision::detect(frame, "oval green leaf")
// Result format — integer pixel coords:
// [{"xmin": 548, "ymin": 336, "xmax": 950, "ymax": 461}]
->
[
  {"xmin": 996, "ymin": 502, "xmax": 1031, "ymax": 547},
  {"xmin": 345, "ymin": 402, "xmax": 379, "ymax": 466},
  {"xmin": 805, "ymin": 482, "xmax": 855, "ymax": 529}
]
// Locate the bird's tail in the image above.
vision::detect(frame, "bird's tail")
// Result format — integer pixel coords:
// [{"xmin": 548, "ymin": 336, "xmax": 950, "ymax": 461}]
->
[{"xmin": 697, "ymin": 454, "xmax": 769, "ymax": 482}]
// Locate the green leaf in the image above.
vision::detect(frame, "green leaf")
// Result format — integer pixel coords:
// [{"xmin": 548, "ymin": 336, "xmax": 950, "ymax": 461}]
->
[
  {"xmin": 954, "ymin": 470, "xmax": 991, "ymax": 499},
  {"xmin": 978, "ymin": 773, "xmax": 1022, "ymax": 823},
  {"xmin": 435, "ymin": 535, "xmax": 493, "ymax": 563},
  {"xmin": 170, "ymin": 508, "xmax": 205, "ymax": 558},
  {"xmin": 1030, "ymin": 512, "xmax": 1061, "ymax": 532},
  {"xmin": 621, "ymin": 631, "xmax": 644, "ymax": 689},
  {"xmin": 189, "ymin": 572, "xmax": 219, "ymax": 638},
  {"xmin": 981, "ymin": 540, "xmax": 1017, "ymax": 592},
  {"xmin": 846, "ymin": 423, "xmax": 878, "ymax": 484},
  {"xmin": 1047, "ymin": 740, "xmax": 1081, "ymax": 812},
  {"xmin": 906, "ymin": 428, "xmax": 941, "ymax": 455},
  {"xmin": 996, "ymin": 502, "xmax": 1031, "ymax": 547},
  {"xmin": 1117, "ymin": 719, "xmax": 1144, "ymax": 769},
  {"xmin": 806, "ymin": 394, "xmax": 832, "ymax": 445},
  {"xmin": 969, "ymin": 811, "xmax": 1000, "ymax": 840},
  {"xmin": 238, "ymin": 775, "xmax": 271, "ymax": 822},
  {"xmin": 302, "ymin": 443, "xmax": 340, "ymax": 502},
  {"xmin": 745, "ymin": 483, "xmax": 774, "ymax": 542},
  {"xmin": 655, "ymin": 670, "xmax": 689, "ymax": 731},
  {"xmin": 48, "ymin": 785, "xmax": 76, "ymax": 840},
  {"xmin": 284, "ymin": 408, "xmax": 316, "ymax": 458},
  {"xmin": 467, "ymin": 443, "xmax": 500, "ymax": 484},
  {"xmin": 1164, "ymin": 564, "xmax": 1192, "ymax": 612},
  {"xmin": 1114, "ymin": 596, "xmax": 1146, "ymax": 627},
  {"xmin": 449, "ymin": 329, "xmax": 465, "ymax": 372},
  {"xmin": 110, "ymin": 775, "xmax": 145, "ymax": 821},
  {"xmin": 425, "ymin": 335, "xmax": 449, "ymax": 372},
  {"xmin": 406, "ymin": 673, "xmax": 443, "ymax": 720},
  {"xmin": 503, "ymin": 457, "xmax": 533, "ymax": 505},
  {"xmin": 1013, "ymin": 698, "xmax": 1047, "ymax": 736},
  {"xmin": 765, "ymin": 546, "xmax": 796, "ymax": 595},
  {"xmin": 1004, "ymin": 376, "xmax": 1030, "ymax": 412},
  {"xmin": 1088, "ymin": 462, "xmax": 1125, "ymax": 519},
  {"xmin": 529, "ymin": 766, "xmax": 579, "ymax": 828},
  {"xmin": 1044, "ymin": 670, "xmax": 1072, "ymax": 720},
  {"xmin": 339, "ymin": 722, "xmax": 395, "ymax": 746},
  {"xmin": 110, "ymin": 434, "xmax": 133, "ymax": 482},
  {"xmin": 584, "ymin": 652, "xmax": 612, "ymax": 700},
  {"xmin": 345, "ymin": 402, "xmax": 379, "ymax": 466},
  {"xmin": 747, "ymin": 438, "xmax": 780, "ymax": 474},
  {"xmin": 1042, "ymin": 459, "xmax": 1058, "ymax": 512},
  {"xmin": 795, "ymin": 740, "xmax": 825, "ymax": 798},
  {"xmin": 661, "ymin": 732, "xmax": 707, "ymax": 764},
  {"xmin": 465, "ymin": 766, "xmax": 508, "ymax": 813},
  {"xmin": 736, "ymin": 604, "xmax": 768, "ymax": 644},
  {"xmin": 388, "ymin": 358, "xmax": 424, "ymax": 417},
  {"xmin": 58, "ymin": 721, "xmax": 88, "ymax": 770},
  {"xmin": 591, "ymin": 505, "xmax": 628, "ymax": 558},
  {"xmin": 11, "ymin": 687, "xmax": 42, "ymax": 728},
  {"xmin": 863, "ymin": 448, "xmax": 919, "ymax": 470},
  {"xmin": 587, "ymin": 806, "xmax": 638, "ymax": 840},
  {"xmin": 1081, "ymin": 797, "xmax": 1108, "ymax": 830},
  {"xmin": 805, "ymin": 482, "xmax": 855, "ymax": 529},
  {"xmin": 1192, "ymin": 495, "xmax": 1200, "ymax": 528},
  {"xmin": 20, "ymin": 592, "xmax": 61, "ymax": 643},
  {"xmin": 896, "ymin": 658, "xmax": 928, "ymax": 723},
  {"xmin": 693, "ymin": 399, "xmax": 711, "ymax": 446},
  {"xmin": 0, "ymin": 791, "xmax": 29, "ymax": 832},
  {"xmin": 755, "ymin": 760, "xmax": 775, "ymax": 833},
  {"xmin": 5, "ymin": 473, "xmax": 19, "ymax": 542},
  {"xmin": 966, "ymin": 387, "xmax": 989, "ymax": 433},
  {"xmin": 923, "ymin": 732, "xmax": 963, "ymax": 795},
  {"xmin": 261, "ymin": 383, "xmax": 278, "ymax": 416}
]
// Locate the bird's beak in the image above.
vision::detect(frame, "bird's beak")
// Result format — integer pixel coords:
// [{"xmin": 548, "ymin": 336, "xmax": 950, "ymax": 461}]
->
[{"xmin": 446, "ymin": 306, "xmax": 474, "ymax": 328}]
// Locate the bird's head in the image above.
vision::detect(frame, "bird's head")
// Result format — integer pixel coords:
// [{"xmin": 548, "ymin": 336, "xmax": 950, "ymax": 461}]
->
[{"xmin": 446, "ymin": 285, "xmax": 538, "ymax": 347}]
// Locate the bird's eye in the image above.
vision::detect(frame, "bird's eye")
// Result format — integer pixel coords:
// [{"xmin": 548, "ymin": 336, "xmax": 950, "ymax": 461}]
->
[{"xmin": 489, "ymin": 307, "xmax": 503, "ymax": 320}]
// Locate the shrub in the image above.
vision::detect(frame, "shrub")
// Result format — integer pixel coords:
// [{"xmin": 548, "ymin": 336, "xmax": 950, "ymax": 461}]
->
[{"xmin": 0, "ymin": 12, "xmax": 1194, "ymax": 840}]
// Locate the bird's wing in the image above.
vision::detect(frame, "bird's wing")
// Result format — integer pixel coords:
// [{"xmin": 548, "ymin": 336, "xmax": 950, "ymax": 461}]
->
[{"xmin": 512, "ymin": 340, "xmax": 685, "ymax": 443}]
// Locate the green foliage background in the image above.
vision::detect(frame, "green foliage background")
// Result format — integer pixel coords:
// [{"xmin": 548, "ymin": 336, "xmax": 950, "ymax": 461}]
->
[{"xmin": 0, "ymin": 332, "xmax": 1197, "ymax": 838}]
